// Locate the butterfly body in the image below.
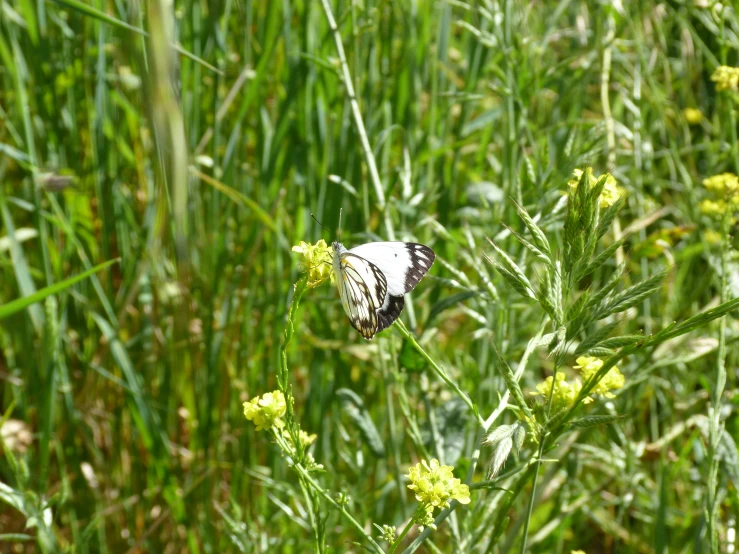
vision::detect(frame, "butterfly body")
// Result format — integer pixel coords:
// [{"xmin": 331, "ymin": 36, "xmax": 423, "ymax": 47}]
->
[{"xmin": 332, "ymin": 241, "xmax": 435, "ymax": 339}]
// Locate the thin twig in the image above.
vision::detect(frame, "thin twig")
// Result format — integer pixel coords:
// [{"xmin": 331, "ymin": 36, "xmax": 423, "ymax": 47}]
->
[
  {"xmin": 317, "ymin": 0, "xmax": 395, "ymax": 240},
  {"xmin": 394, "ymin": 319, "xmax": 484, "ymax": 427}
]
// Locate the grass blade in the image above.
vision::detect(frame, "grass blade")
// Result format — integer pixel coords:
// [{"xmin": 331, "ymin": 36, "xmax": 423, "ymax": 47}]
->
[{"xmin": 0, "ymin": 259, "xmax": 119, "ymax": 320}]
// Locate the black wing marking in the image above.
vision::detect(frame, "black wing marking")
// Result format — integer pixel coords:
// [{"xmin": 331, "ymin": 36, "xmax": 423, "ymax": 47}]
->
[
  {"xmin": 403, "ymin": 243, "xmax": 435, "ymax": 293},
  {"xmin": 376, "ymin": 295, "xmax": 405, "ymax": 333}
]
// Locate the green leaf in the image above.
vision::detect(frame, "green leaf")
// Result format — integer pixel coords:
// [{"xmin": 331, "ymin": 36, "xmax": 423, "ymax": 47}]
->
[
  {"xmin": 647, "ymin": 297, "xmax": 739, "ymax": 344},
  {"xmin": 426, "ymin": 290, "xmax": 479, "ymax": 325},
  {"xmin": 574, "ymin": 320, "xmax": 621, "ymax": 356},
  {"xmin": 485, "ymin": 239, "xmax": 535, "ymax": 296},
  {"xmin": 578, "ymin": 234, "xmax": 630, "ymax": 280},
  {"xmin": 51, "ymin": 0, "xmax": 222, "ymax": 74},
  {"xmin": 511, "ymin": 199, "xmax": 551, "ymax": 256},
  {"xmin": 484, "ymin": 245, "xmax": 535, "ymax": 300},
  {"xmin": 568, "ymin": 265, "xmax": 624, "ymax": 339},
  {"xmin": 597, "ymin": 196, "xmax": 626, "ymax": 240},
  {"xmin": 503, "ymin": 224, "xmax": 552, "ymax": 266},
  {"xmin": 489, "ymin": 342, "xmax": 533, "ymax": 420},
  {"xmin": 0, "ymin": 259, "xmax": 119, "ymax": 320},
  {"xmin": 433, "ymin": 398, "xmax": 468, "ymax": 466},
  {"xmin": 0, "ymin": 534, "xmax": 34, "ymax": 542},
  {"xmin": 399, "ymin": 338, "xmax": 427, "ymax": 372},
  {"xmin": 336, "ymin": 389, "xmax": 386, "ymax": 458},
  {"xmin": 598, "ymin": 334, "xmax": 644, "ymax": 349},
  {"xmin": 0, "ymin": 481, "xmax": 26, "ymax": 515},
  {"xmin": 571, "ymin": 414, "xmax": 624, "ymax": 428},
  {"xmin": 596, "ymin": 269, "xmax": 668, "ymax": 320}
]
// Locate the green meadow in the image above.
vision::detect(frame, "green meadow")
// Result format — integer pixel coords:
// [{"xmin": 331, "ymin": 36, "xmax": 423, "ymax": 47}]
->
[{"xmin": 2, "ymin": 0, "xmax": 739, "ymax": 552}]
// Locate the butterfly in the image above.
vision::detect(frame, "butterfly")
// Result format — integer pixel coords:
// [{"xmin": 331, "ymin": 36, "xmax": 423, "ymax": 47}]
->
[{"xmin": 332, "ymin": 241, "xmax": 435, "ymax": 339}]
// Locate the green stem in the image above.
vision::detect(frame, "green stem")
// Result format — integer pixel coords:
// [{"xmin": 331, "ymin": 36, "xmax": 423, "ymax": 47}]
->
[
  {"xmin": 297, "ymin": 477, "xmax": 322, "ymax": 553},
  {"xmin": 520, "ymin": 438, "xmax": 547, "ymax": 554},
  {"xmin": 521, "ymin": 358, "xmax": 560, "ymax": 553},
  {"xmin": 706, "ymin": 213, "xmax": 730, "ymax": 553},
  {"xmin": 388, "ymin": 510, "xmax": 422, "ymax": 554},
  {"xmin": 394, "ymin": 319, "xmax": 484, "ymax": 427},
  {"xmin": 317, "ymin": 0, "xmax": 395, "ymax": 240},
  {"xmin": 292, "ymin": 463, "xmax": 385, "ymax": 554}
]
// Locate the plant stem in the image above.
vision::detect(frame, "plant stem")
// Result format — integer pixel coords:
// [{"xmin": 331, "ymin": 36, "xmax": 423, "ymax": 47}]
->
[
  {"xmin": 520, "ymin": 359, "xmax": 559, "ymax": 554},
  {"xmin": 519, "ymin": 437, "xmax": 547, "ymax": 554},
  {"xmin": 317, "ymin": 0, "xmax": 395, "ymax": 240},
  {"xmin": 292, "ymin": 463, "xmax": 385, "ymax": 554},
  {"xmin": 706, "ymin": 213, "xmax": 730, "ymax": 552},
  {"xmin": 388, "ymin": 512, "xmax": 420, "ymax": 554},
  {"xmin": 394, "ymin": 319, "xmax": 485, "ymax": 427}
]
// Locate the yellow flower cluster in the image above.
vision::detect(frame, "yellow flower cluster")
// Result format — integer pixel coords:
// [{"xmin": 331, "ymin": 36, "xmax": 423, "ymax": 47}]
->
[
  {"xmin": 243, "ymin": 390, "xmax": 287, "ymax": 431},
  {"xmin": 284, "ymin": 429, "xmax": 317, "ymax": 448},
  {"xmin": 292, "ymin": 240, "xmax": 334, "ymax": 287},
  {"xmin": 406, "ymin": 459, "xmax": 470, "ymax": 521},
  {"xmin": 567, "ymin": 168, "xmax": 624, "ymax": 208},
  {"xmin": 531, "ymin": 356, "xmax": 625, "ymax": 410},
  {"xmin": 531, "ymin": 372, "xmax": 591, "ymax": 412},
  {"xmin": 699, "ymin": 173, "xmax": 739, "ymax": 218},
  {"xmin": 711, "ymin": 65, "xmax": 739, "ymax": 92},
  {"xmin": 683, "ymin": 108, "xmax": 703, "ymax": 125},
  {"xmin": 703, "ymin": 173, "xmax": 739, "ymax": 197},
  {"xmin": 573, "ymin": 356, "xmax": 625, "ymax": 399}
]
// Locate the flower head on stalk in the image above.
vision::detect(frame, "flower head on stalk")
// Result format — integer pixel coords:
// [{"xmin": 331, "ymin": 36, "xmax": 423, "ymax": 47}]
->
[
  {"xmin": 292, "ymin": 240, "xmax": 334, "ymax": 287},
  {"xmin": 243, "ymin": 390, "xmax": 287, "ymax": 431}
]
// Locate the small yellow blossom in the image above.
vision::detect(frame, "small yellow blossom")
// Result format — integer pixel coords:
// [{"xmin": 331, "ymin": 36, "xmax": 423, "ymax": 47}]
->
[
  {"xmin": 704, "ymin": 229, "xmax": 723, "ymax": 245},
  {"xmin": 292, "ymin": 240, "xmax": 334, "ymax": 286},
  {"xmin": 700, "ymin": 199, "xmax": 737, "ymax": 219},
  {"xmin": 571, "ymin": 551, "xmax": 587, "ymax": 554},
  {"xmin": 406, "ymin": 459, "xmax": 470, "ymax": 516},
  {"xmin": 567, "ymin": 168, "xmax": 624, "ymax": 208},
  {"xmin": 531, "ymin": 372, "xmax": 590, "ymax": 411},
  {"xmin": 711, "ymin": 65, "xmax": 739, "ymax": 92},
  {"xmin": 243, "ymin": 390, "xmax": 287, "ymax": 431},
  {"xmin": 703, "ymin": 173, "xmax": 739, "ymax": 198},
  {"xmin": 573, "ymin": 356, "xmax": 625, "ymax": 399},
  {"xmin": 283, "ymin": 429, "xmax": 317, "ymax": 448},
  {"xmin": 599, "ymin": 174, "xmax": 622, "ymax": 208},
  {"xmin": 378, "ymin": 524, "xmax": 396, "ymax": 543},
  {"xmin": 683, "ymin": 108, "xmax": 703, "ymax": 124},
  {"xmin": 567, "ymin": 168, "xmax": 586, "ymax": 189}
]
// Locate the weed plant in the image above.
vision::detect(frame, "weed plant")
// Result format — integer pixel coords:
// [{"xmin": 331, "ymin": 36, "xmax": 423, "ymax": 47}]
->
[{"xmin": 1, "ymin": 1, "xmax": 739, "ymax": 553}]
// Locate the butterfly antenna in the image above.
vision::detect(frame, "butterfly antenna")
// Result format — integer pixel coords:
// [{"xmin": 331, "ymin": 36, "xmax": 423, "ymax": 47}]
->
[
  {"xmin": 338, "ymin": 208, "xmax": 343, "ymax": 242},
  {"xmin": 311, "ymin": 213, "xmax": 330, "ymax": 237}
]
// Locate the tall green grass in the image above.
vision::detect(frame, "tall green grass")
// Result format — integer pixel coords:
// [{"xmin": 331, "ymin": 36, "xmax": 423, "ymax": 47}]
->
[{"xmin": 1, "ymin": 0, "xmax": 738, "ymax": 552}]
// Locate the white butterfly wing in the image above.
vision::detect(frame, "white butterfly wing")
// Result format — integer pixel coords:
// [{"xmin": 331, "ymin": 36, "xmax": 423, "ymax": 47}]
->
[
  {"xmin": 347, "ymin": 242, "xmax": 435, "ymax": 296},
  {"xmin": 335, "ymin": 252, "xmax": 388, "ymax": 339}
]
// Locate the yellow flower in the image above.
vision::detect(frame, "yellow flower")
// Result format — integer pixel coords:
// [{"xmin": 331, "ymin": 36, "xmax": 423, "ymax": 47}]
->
[
  {"xmin": 703, "ymin": 173, "xmax": 739, "ymax": 198},
  {"xmin": 700, "ymin": 199, "xmax": 729, "ymax": 217},
  {"xmin": 704, "ymin": 229, "xmax": 723, "ymax": 245},
  {"xmin": 283, "ymin": 429, "xmax": 317, "ymax": 448},
  {"xmin": 567, "ymin": 168, "xmax": 624, "ymax": 208},
  {"xmin": 573, "ymin": 356, "xmax": 625, "ymax": 399},
  {"xmin": 683, "ymin": 107, "xmax": 703, "ymax": 124},
  {"xmin": 711, "ymin": 65, "xmax": 739, "ymax": 92},
  {"xmin": 567, "ymin": 168, "xmax": 586, "ymax": 189},
  {"xmin": 292, "ymin": 240, "xmax": 334, "ymax": 286},
  {"xmin": 406, "ymin": 459, "xmax": 470, "ymax": 514},
  {"xmin": 243, "ymin": 390, "xmax": 287, "ymax": 431},
  {"xmin": 571, "ymin": 551, "xmax": 587, "ymax": 554},
  {"xmin": 531, "ymin": 372, "xmax": 589, "ymax": 411},
  {"xmin": 599, "ymin": 174, "xmax": 622, "ymax": 208}
]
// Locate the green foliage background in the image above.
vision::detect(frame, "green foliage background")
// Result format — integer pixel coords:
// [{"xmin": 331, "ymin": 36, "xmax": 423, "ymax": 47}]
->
[{"xmin": 1, "ymin": 0, "xmax": 738, "ymax": 552}]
